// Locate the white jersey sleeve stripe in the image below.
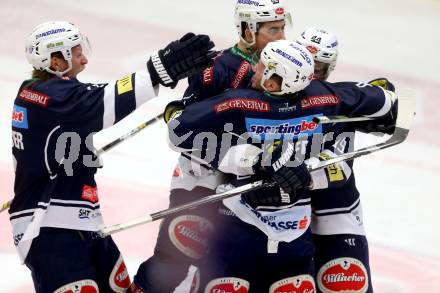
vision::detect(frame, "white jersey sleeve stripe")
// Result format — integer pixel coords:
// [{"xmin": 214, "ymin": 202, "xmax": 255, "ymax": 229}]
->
[
  {"xmin": 102, "ymin": 84, "xmax": 116, "ymax": 128},
  {"xmin": 135, "ymin": 69, "xmax": 159, "ymax": 107}
]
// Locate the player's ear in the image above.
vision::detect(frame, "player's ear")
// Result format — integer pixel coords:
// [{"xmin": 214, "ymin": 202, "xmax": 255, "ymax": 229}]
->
[
  {"xmin": 50, "ymin": 54, "xmax": 67, "ymax": 72},
  {"xmin": 244, "ymin": 27, "xmax": 254, "ymax": 43},
  {"xmin": 264, "ymin": 76, "xmax": 282, "ymax": 92}
]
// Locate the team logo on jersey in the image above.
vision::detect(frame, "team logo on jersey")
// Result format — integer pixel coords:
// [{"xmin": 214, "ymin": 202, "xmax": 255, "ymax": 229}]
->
[
  {"xmin": 203, "ymin": 66, "xmax": 214, "ymax": 85},
  {"xmin": 245, "ymin": 114, "xmax": 322, "ymax": 139},
  {"xmin": 19, "ymin": 88, "xmax": 50, "ymax": 107},
  {"xmin": 109, "ymin": 255, "xmax": 131, "ymax": 292},
  {"xmin": 301, "ymin": 94, "xmax": 340, "ymax": 109},
  {"xmin": 168, "ymin": 215, "xmax": 214, "ymax": 259},
  {"xmin": 81, "ymin": 185, "xmax": 99, "ymax": 203},
  {"xmin": 317, "ymin": 257, "xmax": 368, "ymax": 293},
  {"xmin": 215, "ymin": 98, "xmax": 270, "ymax": 113},
  {"xmin": 53, "ymin": 279, "xmax": 98, "ymax": 293},
  {"xmin": 12, "ymin": 105, "xmax": 29, "ymax": 129},
  {"xmin": 205, "ymin": 277, "xmax": 250, "ymax": 293},
  {"xmin": 269, "ymin": 275, "xmax": 315, "ymax": 293},
  {"xmin": 231, "ymin": 61, "xmax": 251, "ymax": 89}
]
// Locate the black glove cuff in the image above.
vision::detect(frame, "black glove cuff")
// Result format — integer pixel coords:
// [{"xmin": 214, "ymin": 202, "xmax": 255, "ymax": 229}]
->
[{"xmin": 147, "ymin": 53, "xmax": 176, "ymax": 88}]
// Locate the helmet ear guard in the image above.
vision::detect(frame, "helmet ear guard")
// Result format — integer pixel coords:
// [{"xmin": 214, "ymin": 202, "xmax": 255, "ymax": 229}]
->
[
  {"xmin": 260, "ymin": 40, "xmax": 314, "ymax": 95},
  {"xmin": 25, "ymin": 21, "xmax": 90, "ymax": 77},
  {"xmin": 296, "ymin": 27, "xmax": 338, "ymax": 80},
  {"xmin": 234, "ymin": 0, "xmax": 291, "ymax": 47}
]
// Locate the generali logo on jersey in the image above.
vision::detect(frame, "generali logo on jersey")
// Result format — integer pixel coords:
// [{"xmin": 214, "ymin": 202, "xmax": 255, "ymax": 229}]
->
[
  {"xmin": 203, "ymin": 66, "xmax": 214, "ymax": 85},
  {"xmin": 19, "ymin": 88, "xmax": 50, "ymax": 107},
  {"xmin": 231, "ymin": 61, "xmax": 251, "ymax": 88},
  {"xmin": 301, "ymin": 94, "xmax": 340, "ymax": 109},
  {"xmin": 215, "ymin": 98, "xmax": 271, "ymax": 113},
  {"xmin": 317, "ymin": 257, "xmax": 368, "ymax": 293}
]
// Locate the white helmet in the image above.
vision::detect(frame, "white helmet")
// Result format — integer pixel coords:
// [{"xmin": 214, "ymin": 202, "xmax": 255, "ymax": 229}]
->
[
  {"xmin": 234, "ymin": 0, "xmax": 290, "ymax": 46},
  {"xmin": 260, "ymin": 40, "xmax": 314, "ymax": 95},
  {"xmin": 296, "ymin": 27, "xmax": 338, "ymax": 80},
  {"xmin": 25, "ymin": 21, "xmax": 90, "ymax": 77}
]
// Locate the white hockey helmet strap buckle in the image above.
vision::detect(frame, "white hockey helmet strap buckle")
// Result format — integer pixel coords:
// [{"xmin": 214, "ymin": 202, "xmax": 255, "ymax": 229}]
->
[
  {"xmin": 260, "ymin": 40, "xmax": 314, "ymax": 95},
  {"xmin": 25, "ymin": 21, "xmax": 91, "ymax": 77},
  {"xmin": 234, "ymin": 0, "xmax": 292, "ymax": 47},
  {"xmin": 296, "ymin": 27, "xmax": 338, "ymax": 80}
]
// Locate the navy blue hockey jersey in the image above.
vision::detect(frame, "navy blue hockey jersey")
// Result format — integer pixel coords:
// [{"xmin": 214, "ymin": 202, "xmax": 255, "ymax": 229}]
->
[
  {"xmin": 184, "ymin": 45, "xmax": 256, "ymax": 102},
  {"xmin": 168, "ymin": 80, "xmax": 394, "ymax": 238},
  {"xmin": 10, "ymin": 70, "xmax": 158, "ymax": 262}
]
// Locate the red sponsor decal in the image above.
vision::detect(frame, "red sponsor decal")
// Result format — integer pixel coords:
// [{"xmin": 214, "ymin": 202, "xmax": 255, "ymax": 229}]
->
[
  {"xmin": 110, "ymin": 255, "xmax": 131, "ymax": 290},
  {"xmin": 54, "ymin": 280, "xmax": 98, "ymax": 293},
  {"xmin": 269, "ymin": 275, "xmax": 315, "ymax": 293},
  {"xmin": 205, "ymin": 277, "xmax": 249, "ymax": 293},
  {"xmin": 299, "ymin": 216, "xmax": 309, "ymax": 229},
  {"xmin": 19, "ymin": 89, "xmax": 50, "ymax": 107},
  {"xmin": 275, "ymin": 7, "xmax": 285, "ymax": 15},
  {"xmin": 231, "ymin": 61, "xmax": 251, "ymax": 88},
  {"xmin": 306, "ymin": 45, "xmax": 318, "ymax": 55},
  {"xmin": 12, "ymin": 110, "xmax": 24, "ymax": 122},
  {"xmin": 173, "ymin": 165, "xmax": 181, "ymax": 177},
  {"xmin": 215, "ymin": 98, "xmax": 271, "ymax": 113},
  {"xmin": 203, "ymin": 66, "xmax": 214, "ymax": 85},
  {"xmin": 317, "ymin": 257, "xmax": 368, "ymax": 293},
  {"xmin": 301, "ymin": 94, "xmax": 340, "ymax": 109},
  {"xmin": 81, "ymin": 185, "xmax": 98, "ymax": 204},
  {"xmin": 168, "ymin": 215, "xmax": 214, "ymax": 259}
]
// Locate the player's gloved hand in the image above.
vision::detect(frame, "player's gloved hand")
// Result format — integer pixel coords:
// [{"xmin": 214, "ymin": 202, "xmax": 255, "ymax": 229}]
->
[
  {"xmin": 252, "ymin": 141, "xmax": 312, "ymax": 199},
  {"xmin": 164, "ymin": 100, "xmax": 185, "ymax": 123},
  {"xmin": 368, "ymin": 77, "xmax": 395, "ymax": 92},
  {"xmin": 242, "ymin": 182, "xmax": 295, "ymax": 211},
  {"xmin": 356, "ymin": 79, "xmax": 398, "ymax": 134},
  {"xmin": 147, "ymin": 33, "xmax": 216, "ymax": 88}
]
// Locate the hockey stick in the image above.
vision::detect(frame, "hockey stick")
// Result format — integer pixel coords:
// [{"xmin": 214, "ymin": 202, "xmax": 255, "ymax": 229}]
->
[
  {"xmin": 98, "ymin": 180, "xmax": 272, "ymax": 237},
  {"xmin": 96, "ymin": 112, "xmax": 164, "ymax": 155},
  {"xmin": 0, "ymin": 112, "xmax": 165, "ymax": 214},
  {"xmin": 98, "ymin": 90, "xmax": 416, "ymax": 237},
  {"xmin": 313, "ymin": 115, "xmax": 376, "ymax": 124},
  {"xmin": 308, "ymin": 89, "xmax": 416, "ymax": 171}
]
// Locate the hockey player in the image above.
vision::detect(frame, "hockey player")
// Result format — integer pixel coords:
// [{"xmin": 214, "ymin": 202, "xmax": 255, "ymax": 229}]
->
[
  {"xmin": 165, "ymin": 40, "xmax": 397, "ymax": 291},
  {"xmin": 10, "ymin": 20, "xmax": 215, "ymax": 293},
  {"xmin": 131, "ymin": 1, "xmax": 290, "ymax": 291},
  {"xmin": 297, "ymin": 27, "xmax": 395, "ymax": 293}
]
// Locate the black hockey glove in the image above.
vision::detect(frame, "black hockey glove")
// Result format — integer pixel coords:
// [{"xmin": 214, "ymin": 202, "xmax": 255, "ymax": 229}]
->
[
  {"xmin": 147, "ymin": 33, "xmax": 216, "ymax": 88},
  {"xmin": 242, "ymin": 181, "xmax": 297, "ymax": 211},
  {"xmin": 356, "ymin": 78, "xmax": 397, "ymax": 134},
  {"xmin": 251, "ymin": 142, "xmax": 312, "ymax": 201}
]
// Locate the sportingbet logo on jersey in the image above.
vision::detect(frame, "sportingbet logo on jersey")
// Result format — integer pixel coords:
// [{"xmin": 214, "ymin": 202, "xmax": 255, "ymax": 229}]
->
[
  {"xmin": 246, "ymin": 114, "xmax": 322, "ymax": 139},
  {"xmin": 317, "ymin": 257, "xmax": 368, "ymax": 293},
  {"xmin": 12, "ymin": 105, "xmax": 29, "ymax": 129}
]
